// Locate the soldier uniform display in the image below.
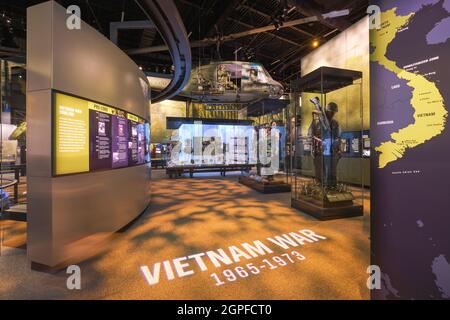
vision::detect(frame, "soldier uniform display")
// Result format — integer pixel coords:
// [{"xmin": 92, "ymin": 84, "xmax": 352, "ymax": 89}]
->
[
  {"xmin": 309, "ymin": 101, "xmax": 341, "ymax": 188},
  {"xmin": 291, "ymin": 66, "xmax": 364, "ymax": 220}
]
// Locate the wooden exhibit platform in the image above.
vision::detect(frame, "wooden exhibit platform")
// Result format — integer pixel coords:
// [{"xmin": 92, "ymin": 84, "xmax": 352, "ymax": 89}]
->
[
  {"xmin": 239, "ymin": 175, "xmax": 291, "ymax": 194},
  {"xmin": 151, "ymin": 158, "xmax": 167, "ymax": 169},
  {"xmin": 1, "ymin": 204, "xmax": 27, "ymax": 222},
  {"xmin": 291, "ymin": 197, "xmax": 363, "ymax": 220}
]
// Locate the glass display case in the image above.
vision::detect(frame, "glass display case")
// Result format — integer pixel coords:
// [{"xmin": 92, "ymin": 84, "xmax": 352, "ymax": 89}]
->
[
  {"xmin": 164, "ymin": 118, "xmax": 258, "ymax": 177},
  {"xmin": 291, "ymin": 66, "xmax": 364, "ymax": 219},
  {"xmin": 167, "ymin": 121, "xmax": 255, "ymax": 167},
  {"xmin": 1, "ymin": 58, "xmax": 27, "ymax": 218},
  {"xmin": 239, "ymin": 103, "xmax": 291, "ymax": 193}
]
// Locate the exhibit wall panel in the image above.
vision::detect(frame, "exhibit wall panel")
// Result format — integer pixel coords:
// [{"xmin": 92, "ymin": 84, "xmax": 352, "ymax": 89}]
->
[
  {"xmin": 371, "ymin": 0, "xmax": 450, "ymax": 300},
  {"xmin": 26, "ymin": 90, "xmax": 52, "ymax": 177},
  {"xmin": 26, "ymin": 2, "xmax": 52, "ymax": 92},
  {"xmin": 27, "ymin": 1, "xmax": 150, "ymax": 267},
  {"xmin": 150, "ymin": 99, "xmax": 186, "ymax": 143},
  {"xmin": 301, "ymin": 16, "xmax": 370, "ymax": 130},
  {"xmin": 300, "ymin": 17, "xmax": 370, "ymax": 186},
  {"xmin": 52, "ymin": 19, "xmax": 149, "ymax": 117}
]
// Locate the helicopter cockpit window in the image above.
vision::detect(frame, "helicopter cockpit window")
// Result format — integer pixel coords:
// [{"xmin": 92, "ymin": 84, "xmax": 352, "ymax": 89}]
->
[
  {"xmin": 259, "ymin": 66, "xmax": 269, "ymax": 82},
  {"xmin": 249, "ymin": 68, "xmax": 258, "ymax": 82},
  {"xmin": 262, "ymin": 66, "xmax": 271, "ymax": 78},
  {"xmin": 248, "ymin": 65, "xmax": 268, "ymax": 83}
]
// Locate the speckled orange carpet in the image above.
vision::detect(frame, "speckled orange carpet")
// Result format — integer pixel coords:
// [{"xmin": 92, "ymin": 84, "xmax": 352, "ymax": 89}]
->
[{"xmin": 0, "ymin": 171, "xmax": 370, "ymax": 299}]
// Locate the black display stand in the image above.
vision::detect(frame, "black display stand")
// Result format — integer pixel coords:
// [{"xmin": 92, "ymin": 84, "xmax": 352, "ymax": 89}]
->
[
  {"xmin": 167, "ymin": 164, "xmax": 252, "ymax": 178},
  {"xmin": 239, "ymin": 176, "xmax": 291, "ymax": 194}
]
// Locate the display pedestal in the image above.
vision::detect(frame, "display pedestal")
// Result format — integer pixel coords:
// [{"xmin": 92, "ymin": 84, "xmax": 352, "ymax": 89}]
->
[
  {"xmin": 291, "ymin": 197, "xmax": 363, "ymax": 220},
  {"xmin": 239, "ymin": 176, "xmax": 291, "ymax": 194},
  {"xmin": 31, "ymin": 261, "xmax": 65, "ymax": 274}
]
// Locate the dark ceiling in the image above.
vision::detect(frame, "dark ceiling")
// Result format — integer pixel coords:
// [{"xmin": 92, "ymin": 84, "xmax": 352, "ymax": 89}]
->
[{"xmin": 0, "ymin": 0, "xmax": 369, "ymax": 90}]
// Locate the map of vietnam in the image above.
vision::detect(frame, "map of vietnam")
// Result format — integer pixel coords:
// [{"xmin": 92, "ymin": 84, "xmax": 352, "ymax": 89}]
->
[{"xmin": 371, "ymin": 8, "xmax": 448, "ymax": 169}]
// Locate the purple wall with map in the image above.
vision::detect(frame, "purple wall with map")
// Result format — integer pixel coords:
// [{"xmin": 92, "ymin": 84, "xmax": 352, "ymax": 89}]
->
[{"xmin": 371, "ymin": 0, "xmax": 450, "ymax": 299}]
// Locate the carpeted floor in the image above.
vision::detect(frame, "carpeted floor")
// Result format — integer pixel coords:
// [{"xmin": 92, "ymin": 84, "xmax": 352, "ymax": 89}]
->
[{"xmin": 0, "ymin": 170, "xmax": 370, "ymax": 299}]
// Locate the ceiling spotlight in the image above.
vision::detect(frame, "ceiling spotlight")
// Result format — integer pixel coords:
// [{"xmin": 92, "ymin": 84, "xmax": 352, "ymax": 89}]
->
[
  {"xmin": 273, "ymin": 21, "xmax": 280, "ymax": 31},
  {"xmin": 312, "ymin": 40, "xmax": 319, "ymax": 48},
  {"xmin": 139, "ymin": 66, "xmax": 143, "ymax": 70},
  {"xmin": 271, "ymin": 15, "xmax": 282, "ymax": 31}
]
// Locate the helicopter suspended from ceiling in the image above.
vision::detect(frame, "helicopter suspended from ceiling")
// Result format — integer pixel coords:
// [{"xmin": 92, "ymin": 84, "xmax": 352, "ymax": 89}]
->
[
  {"xmin": 147, "ymin": 60, "xmax": 284, "ymax": 104},
  {"xmin": 128, "ymin": 0, "xmax": 351, "ymax": 104},
  {"xmin": 142, "ymin": 8, "xmax": 351, "ymax": 104}
]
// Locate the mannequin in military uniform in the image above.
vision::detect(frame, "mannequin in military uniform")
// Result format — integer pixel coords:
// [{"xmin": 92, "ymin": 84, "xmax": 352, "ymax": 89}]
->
[{"xmin": 308, "ymin": 101, "xmax": 341, "ymax": 188}]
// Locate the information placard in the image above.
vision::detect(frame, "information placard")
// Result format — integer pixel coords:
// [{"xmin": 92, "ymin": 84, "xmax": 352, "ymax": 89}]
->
[
  {"xmin": 112, "ymin": 110, "xmax": 129, "ymax": 168},
  {"xmin": 54, "ymin": 92, "xmax": 149, "ymax": 175},
  {"xmin": 89, "ymin": 102, "xmax": 114, "ymax": 171},
  {"xmin": 54, "ymin": 93, "xmax": 90, "ymax": 175}
]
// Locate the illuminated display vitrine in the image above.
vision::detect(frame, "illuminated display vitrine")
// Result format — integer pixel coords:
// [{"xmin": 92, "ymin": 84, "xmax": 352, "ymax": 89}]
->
[
  {"xmin": 167, "ymin": 121, "xmax": 256, "ymax": 167},
  {"xmin": 291, "ymin": 67, "xmax": 364, "ymax": 220}
]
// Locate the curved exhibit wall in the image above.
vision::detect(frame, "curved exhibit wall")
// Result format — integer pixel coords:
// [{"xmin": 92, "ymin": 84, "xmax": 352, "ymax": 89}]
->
[{"xmin": 26, "ymin": 1, "xmax": 151, "ymax": 268}]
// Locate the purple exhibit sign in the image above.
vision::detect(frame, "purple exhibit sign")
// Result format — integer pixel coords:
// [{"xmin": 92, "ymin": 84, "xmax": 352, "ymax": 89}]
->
[
  {"xmin": 89, "ymin": 107, "xmax": 112, "ymax": 171},
  {"xmin": 112, "ymin": 111, "xmax": 129, "ymax": 168}
]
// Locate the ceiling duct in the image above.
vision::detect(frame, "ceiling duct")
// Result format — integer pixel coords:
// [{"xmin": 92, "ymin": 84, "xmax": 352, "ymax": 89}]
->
[{"xmin": 134, "ymin": 0, "xmax": 191, "ymax": 103}]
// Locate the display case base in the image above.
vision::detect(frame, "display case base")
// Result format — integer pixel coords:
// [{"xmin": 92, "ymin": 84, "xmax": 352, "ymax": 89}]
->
[
  {"xmin": 31, "ymin": 261, "xmax": 66, "ymax": 274},
  {"xmin": 239, "ymin": 176, "xmax": 291, "ymax": 194},
  {"xmin": 291, "ymin": 197, "xmax": 363, "ymax": 220}
]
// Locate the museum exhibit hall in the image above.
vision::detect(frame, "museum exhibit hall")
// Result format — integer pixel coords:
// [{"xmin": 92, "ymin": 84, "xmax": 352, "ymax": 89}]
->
[{"xmin": 0, "ymin": 0, "xmax": 449, "ymax": 302}]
